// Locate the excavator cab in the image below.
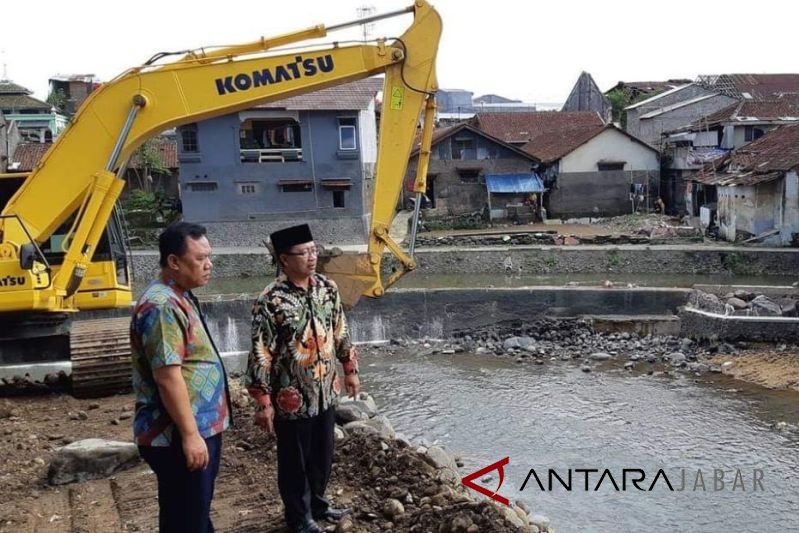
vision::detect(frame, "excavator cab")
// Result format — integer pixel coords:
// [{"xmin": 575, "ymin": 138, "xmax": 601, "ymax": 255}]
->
[{"xmin": 0, "ymin": 0, "xmax": 442, "ymax": 396}]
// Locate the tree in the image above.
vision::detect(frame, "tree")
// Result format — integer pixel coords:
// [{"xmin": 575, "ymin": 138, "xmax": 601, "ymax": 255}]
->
[
  {"xmin": 46, "ymin": 88, "xmax": 68, "ymax": 113},
  {"xmin": 606, "ymin": 88, "xmax": 631, "ymax": 128},
  {"xmin": 129, "ymin": 139, "xmax": 170, "ymax": 192}
]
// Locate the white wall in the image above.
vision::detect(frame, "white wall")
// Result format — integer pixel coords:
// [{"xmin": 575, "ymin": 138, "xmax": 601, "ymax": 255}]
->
[
  {"xmin": 560, "ymin": 128, "xmax": 659, "ymax": 173},
  {"xmin": 781, "ymin": 171, "xmax": 799, "ymax": 244},
  {"xmin": 359, "ymin": 101, "xmax": 378, "ymax": 165}
]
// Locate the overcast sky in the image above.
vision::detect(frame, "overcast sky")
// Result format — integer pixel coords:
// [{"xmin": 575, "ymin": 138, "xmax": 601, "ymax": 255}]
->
[{"xmin": 2, "ymin": 0, "xmax": 795, "ymax": 105}]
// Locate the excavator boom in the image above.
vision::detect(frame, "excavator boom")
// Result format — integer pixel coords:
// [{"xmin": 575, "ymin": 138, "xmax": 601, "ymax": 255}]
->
[{"xmin": 0, "ymin": 1, "xmax": 442, "ymax": 394}]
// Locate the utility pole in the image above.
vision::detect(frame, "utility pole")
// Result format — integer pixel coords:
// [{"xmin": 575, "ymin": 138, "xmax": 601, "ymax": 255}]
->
[{"xmin": 356, "ymin": 5, "xmax": 376, "ymax": 41}]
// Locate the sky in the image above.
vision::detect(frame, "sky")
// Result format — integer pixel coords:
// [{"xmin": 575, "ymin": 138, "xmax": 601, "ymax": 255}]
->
[{"xmin": 2, "ymin": 0, "xmax": 796, "ymax": 105}]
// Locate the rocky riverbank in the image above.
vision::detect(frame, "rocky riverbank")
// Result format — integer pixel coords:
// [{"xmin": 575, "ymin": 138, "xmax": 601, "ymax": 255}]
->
[
  {"xmin": 0, "ymin": 381, "xmax": 551, "ymax": 533},
  {"xmin": 368, "ymin": 317, "xmax": 799, "ymax": 392}
]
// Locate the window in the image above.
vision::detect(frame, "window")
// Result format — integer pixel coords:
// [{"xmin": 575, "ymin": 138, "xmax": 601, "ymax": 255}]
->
[
  {"xmin": 744, "ymin": 126, "xmax": 765, "ymax": 142},
  {"xmin": 598, "ymin": 162, "xmax": 625, "ymax": 171},
  {"xmin": 279, "ymin": 180, "xmax": 313, "ymax": 192},
  {"xmin": 452, "ymin": 137, "xmax": 475, "ymax": 160},
  {"xmin": 187, "ymin": 182, "xmax": 217, "ymax": 192},
  {"xmin": 338, "ymin": 117, "xmax": 357, "ymax": 151},
  {"xmin": 457, "ymin": 167, "xmax": 481, "ymax": 183},
  {"xmin": 333, "ymin": 190, "xmax": 345, "ymax": 208},
  {"xmin": 239, "ymin": 118, "xmax": 302, "ymax": 162},
  {"xmin": 237, "ymin": 182, "xmax": 259, "ymax": 195},
  {"xmin": 181, "ymin": 124, "xmax": 199, "ymax": 153}
]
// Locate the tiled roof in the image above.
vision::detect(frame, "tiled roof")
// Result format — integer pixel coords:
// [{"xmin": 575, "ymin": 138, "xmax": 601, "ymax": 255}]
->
[
  {"xmin": 0, "ymin": 94, "xmax": 52, "ymax": 111},
  {"xmin": 128, "ymin": 138, "xmax": 178, "ymax": 169},
  {"xmin": 693, "ymin": 124, "xmax": 799, "ymax": 186},
  {"xmin": 10, "ymin": 143, "xmax": 52, "ymax": 172},
  {"xmin": 472, "ymin": 111, "xmax": 661, "ymax": 162},
  {"xmin": 0, "ymin": 81, "xmax": 32, "ymax": 95},
  {"xmin": 729, "ymin": 74, "xmax": 799, "ymax": 99},
  {"xmin": 474, "ymin": 111, "xmax": 604, "ymax": 145},
  {"xmin": 410, "ymin": 122, "xmax": 539, "ymax": 162},
  {"xmin": 701, "ymin": 96, "xmax": 799, "ymax": 126},
  {"xmin": 698, "ymin": 74, "xmax": 799, "ymax": 99},
  {"xmin": 258, "ymin": 78, "xmax": 383, "ymax": 111}
]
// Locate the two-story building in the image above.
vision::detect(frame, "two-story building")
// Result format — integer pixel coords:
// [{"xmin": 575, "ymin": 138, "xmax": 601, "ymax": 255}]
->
[
  {"xmin": 177, "ymin": 78, "xmax": 382, "ymax": 246},
  {"xmin": 0, "ymin": 81, "xmax": 68, "ymax": 143}
]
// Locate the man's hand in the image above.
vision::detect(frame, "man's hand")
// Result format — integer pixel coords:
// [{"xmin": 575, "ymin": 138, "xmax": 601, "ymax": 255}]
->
[
  {"xmin": 345, "ymin": 373, "xmax": 360, "ymax": 398},
  {"xmin": 182, "ymin": 432, "xmax": 209, "ymax": 471},
  {"xmin": 255, "ymin": 404, "xmax": 275, "ymax": 434}
]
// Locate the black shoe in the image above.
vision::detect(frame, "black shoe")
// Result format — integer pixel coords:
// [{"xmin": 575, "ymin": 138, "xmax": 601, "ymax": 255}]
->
[
  {"xmin": 291, "ymin": 518, "xmax": 325, "ymax": 533},
  {"xmin": 313, "ymin": 507, "xmax": 352, "ymax": 522}
]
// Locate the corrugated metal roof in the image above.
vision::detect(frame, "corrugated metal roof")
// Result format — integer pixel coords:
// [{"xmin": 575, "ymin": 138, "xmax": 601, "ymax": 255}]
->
[
  {"xmin": 624, "ymin": 84, "xmax": 695, "ymax": 110},
  {"xmin": 485, "ymin": 173, "xmax": 544, "ymax": 193},
  {"xmin": 638, "ymin": 94, "xmax": 716, "ymax": 119}
]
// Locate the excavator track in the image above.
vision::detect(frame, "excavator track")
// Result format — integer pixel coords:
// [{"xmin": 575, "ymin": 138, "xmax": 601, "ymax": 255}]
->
[{"xmin": 70, "ymin": 317, "xmax": 132, "ymax": 398}]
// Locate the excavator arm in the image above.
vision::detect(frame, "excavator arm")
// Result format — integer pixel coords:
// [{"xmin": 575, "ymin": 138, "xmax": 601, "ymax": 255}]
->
[{"xmin": 0, "ymin": 1, "xmax": 442, "ymax": 315}]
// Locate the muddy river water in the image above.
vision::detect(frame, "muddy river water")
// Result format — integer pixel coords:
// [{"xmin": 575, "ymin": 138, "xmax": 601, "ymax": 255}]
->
[{"xmin": 360, "ymin": 350, "xmax": 799, "ymax": 532}]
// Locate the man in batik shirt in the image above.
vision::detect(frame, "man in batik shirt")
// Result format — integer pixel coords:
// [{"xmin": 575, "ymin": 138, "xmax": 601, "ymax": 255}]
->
[
  {"xmin": 246, "ymin": 224, "xmax": 359, "ymax": 533},
  {"xmin": 131, "ymin": 222, "xmax": 232, "ymax": 533}
]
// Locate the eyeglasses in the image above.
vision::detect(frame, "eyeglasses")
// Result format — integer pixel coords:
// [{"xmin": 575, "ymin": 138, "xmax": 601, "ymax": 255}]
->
[{"xmin": 283, "ymin": 247, "xmax": 319, "ymax": 258}]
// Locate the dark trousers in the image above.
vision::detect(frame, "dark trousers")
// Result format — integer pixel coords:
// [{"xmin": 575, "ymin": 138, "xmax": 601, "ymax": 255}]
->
[
  {"xmin": 138, "ymin": 434, "xmax": 222, "ymax": 533},
  {"xmin": 275, "ymin": 408, "xmax": 336, "ymax": 527}
]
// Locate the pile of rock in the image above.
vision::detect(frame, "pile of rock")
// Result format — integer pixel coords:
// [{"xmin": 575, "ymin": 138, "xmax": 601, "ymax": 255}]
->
[
  {"xmin": 333, "ymin": 392, "xmax": 552, "ymax": 533},
  {"xmin": 688, "ymin": 289, "xmax": 798, "ymax": 317}
]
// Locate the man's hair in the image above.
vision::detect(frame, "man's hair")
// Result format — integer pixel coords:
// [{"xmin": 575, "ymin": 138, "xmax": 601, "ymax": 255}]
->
[{"xmin": 158, "ymin": 222, "xmax": 207, "ymax": 268}]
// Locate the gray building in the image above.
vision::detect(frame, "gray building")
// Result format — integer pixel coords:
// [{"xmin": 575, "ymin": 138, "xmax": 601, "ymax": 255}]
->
[
  {"xmin": 689, "ymin": 125, "xmax": 799, "ymax": 245},
  {"xmin": 562, "ymin": 71, "xmax": 612, "ymax": 122},
  {"xmin": 624, "ymin": 84, "xmax": 737, "ymax": 147},
  {"xmin": 177, "ymin": 78, "xmax": 382, "ymax": 246}
]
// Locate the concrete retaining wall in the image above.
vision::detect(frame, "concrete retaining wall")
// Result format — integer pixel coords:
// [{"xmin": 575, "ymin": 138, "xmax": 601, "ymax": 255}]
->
[
  {"xmin": 131, "ymin": 245, "xmax": 799, "ymax": 283},
  {"xmin": 679, "ymin": 308, "xmax": 799, "ymax": 342}
]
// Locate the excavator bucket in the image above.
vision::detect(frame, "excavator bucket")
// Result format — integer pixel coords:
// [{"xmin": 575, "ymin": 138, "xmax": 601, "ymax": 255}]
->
[{"xmin": 315, "ymin": 250, "xmax": 378, "ymax": 309}]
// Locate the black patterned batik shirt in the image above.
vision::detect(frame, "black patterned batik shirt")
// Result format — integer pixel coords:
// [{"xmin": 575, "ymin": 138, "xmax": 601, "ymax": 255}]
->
[{"xmin": 245, "ymin": 273, "xmax": 359, "ymax": 420}]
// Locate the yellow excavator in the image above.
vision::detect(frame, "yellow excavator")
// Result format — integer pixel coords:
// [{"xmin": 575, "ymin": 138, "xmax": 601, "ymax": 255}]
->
[{"xmin": 0, "ymin": 1, "xmax": 441, "ymax": 396}]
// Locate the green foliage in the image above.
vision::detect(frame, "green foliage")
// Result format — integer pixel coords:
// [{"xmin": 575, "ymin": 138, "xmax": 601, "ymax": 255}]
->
[
  {"xmin": 606, "ymin": 89, "xmax": 631, "ymax": 127},
  {"xmin": 122, "ymin": 189, "xmax": 180, "ymax": 230},
  {"xmin": 46, "ymin": 88, "xmax": 68, "ymax": 112}
]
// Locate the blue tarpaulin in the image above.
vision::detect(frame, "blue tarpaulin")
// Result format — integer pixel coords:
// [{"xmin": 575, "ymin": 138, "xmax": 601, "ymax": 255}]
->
[{"xmin": 485, "ymin": 173, "xmax": 545, "ymax": 193}]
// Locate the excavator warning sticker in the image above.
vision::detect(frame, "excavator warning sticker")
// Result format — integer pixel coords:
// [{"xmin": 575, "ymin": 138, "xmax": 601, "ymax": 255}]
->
[{"xmin": 391, "ymin": 86, "xmax": 404, "ymax": 110}]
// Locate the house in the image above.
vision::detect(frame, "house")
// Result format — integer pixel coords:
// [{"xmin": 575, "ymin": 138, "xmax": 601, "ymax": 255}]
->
[
  {"xmin": 48, "ymin": 74, "xmax": 101, "ymax": 115},
  {"xmin": 403, "ymin": 123, "xmax": 541, "ymax": 220},
  {"xmin": 624, "ymin": 84, "xmax": 737, "ymax": 147},
  {"xmin": 474, "ymin": 112, "xmax": 660, "ymax": 218},
  {"xmin": 0, "ymin": 81, "xmax": 68, "ymax": 143},
  {"xmin": 688, "ymin": 125, "xmax": 799, "ymax": 245},
  {"xmin": 177, "ymin": 78, "xmax": 383, "ymax": 246},
  {"xmin": 661, "ymin": 95, "xmax": 799, "ymax": 215},
  {"xmin": 562, "ymin": 72, "xmax": 612, "ymax": 122},
  {"xmin": 626, "ymin": 74, "xmax": 799, "ymax": 148}
]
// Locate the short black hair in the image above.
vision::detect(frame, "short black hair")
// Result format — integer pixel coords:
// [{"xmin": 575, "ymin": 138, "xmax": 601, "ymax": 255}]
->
[{"xmin": 158, "ymin": 222, "xmax": 207, "ymax": 268}]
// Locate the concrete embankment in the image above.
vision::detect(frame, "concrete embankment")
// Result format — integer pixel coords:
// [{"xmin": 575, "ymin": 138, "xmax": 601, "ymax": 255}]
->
[{"xmin": 131, "ymin": 244, "xmax": 799, "ymax": 282}]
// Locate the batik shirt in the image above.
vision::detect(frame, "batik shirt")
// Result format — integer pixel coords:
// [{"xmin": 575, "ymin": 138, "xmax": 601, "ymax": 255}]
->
[
  {"xmin": 246, "ymin": 273, "xmax": 359, "ymax": 420},
  {"xmin": 131, "ymin": 280, "xmax": 231, "ymax": 446}
]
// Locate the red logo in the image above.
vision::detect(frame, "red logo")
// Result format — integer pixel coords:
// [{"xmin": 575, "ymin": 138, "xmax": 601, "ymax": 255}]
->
[{"xmin": 461, "ymin": 457, "xmax": 510, "ymax": 506}]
